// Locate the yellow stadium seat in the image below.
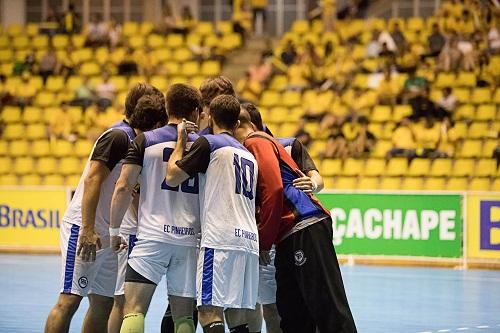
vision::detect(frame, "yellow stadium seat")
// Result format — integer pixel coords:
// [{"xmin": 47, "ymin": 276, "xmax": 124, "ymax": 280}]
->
[
  {"xmin": 36, "ymin": 157, "xmax": 57, "ymax": 175},
  {"xmin": 13, "ymin": 36, "xmax": 29, "ymax": 50},
  {"xmin": 30, "ymin": 138, "xmax": 50, "ymax": 157},
  {"xmin": 469, "ymin": 178, "xmax": 490, "ymax": 191},
  {"xmin": 0, "ymin": 157, "xmax": 12, "ymax": 174},
  {"xmin": 195, "ymin": 22, "xmax": 214, "ymax": 36},
  {"xmin": 127, "ymin": 75, "xmax": 147, "ymax": 88},
  {"xmin": 34, "ymin": 91, "xmax": 56, "ymax": 107},
  {"xmin": 172, "ymin": 48, "xmax": 191, "ymax": 62},
  {"xmin": 45, "ymin": 76, "xmax": 65, "ymax": 92},
  {"xmin": 320, "ymin": 159, "xmax": 342, "ymax": 177},
  {"xmin": 80, "ymin": 62, "xmax": 101, "ymax": 76},
  {"xmin": 475, "ymin": 159, "xmax": 497, "ymax": 177},
  {"xmin": 492, "ymin": 178, "xmax": 500, "ymax": 192},
  {"xmin": 425, "ymin": 177, "xmax": 446, "ymax": 190},
  {"xmin": 494, "ymin": 89, "xmax": 500, "ymax": 104},
  {"xmin": 407, "ymin": 158, "xmax": 430, "ymax": 177},
  {"xmin": 364, "ymin": 159, "xmax": 385, "ymax": 177},
  {"xmin": 129, "ymin": 35, "xmax": 145, "ymax": 49},
  {"xmin": 222, "ymin": 33, "xmax": 242, "ymax": 49},
  {"xmin": 454, "ymin": 88, "xmax": 470, "ymax": 104},
  {"xmin": 352, "ymin": 74, "xmax": 368, "ymax": 89},
  {"xmin": 282, "ymin": 91, "xmax": 301, "ymax": 108},
  {"xmin": 66, "ymin": 76, "xmax": 83, "ymax": 91},
  {"xmin": 269, "ymin": 75, "xmax": 288, "ymax": 91},
  {"xmin": 2, "ymin": 106, "xmax": 22, "ymax": 123},
  {"xmin": 75, "ymin": 140, "xmax": 93, "ymax": 158},
  {"xmin": 268, "ymin": 107, "xmax": 287, "ymax": 123},
  {"xmin": 8, "ymin": 140, "xmax": 29, "ymax": 157},
  {"xmin": 164, "ymin": 61, "xmax": 180, "ymax": 75},
  {"xmin": 123, "ymin": 21, "xmax": 138, "ymax": 36},
  {"xmin": 435, "ymin": 73, "xmax": 455, "ymax": 88},
  {"xmin": 260, "ymin": 91, "xmax": 280, "ymax": 108},
  {"xmin": 357, "ymin": 177, "xmax": 379, "ymax": 190},
  {"xmin": 452, "ymin": 159, "xmax": 475, "ymax": 177},
  {"xmin": 335, "ymin": 177, "xmax": 357, "ymax": 190},
  {"xmin": 52, "ymin": 34, "xmax": 69, "ymax": 49},
  {"xmin": 32, "ymin": 35, "xmax": 49, "ymax": 49},
  {"xmin": 108, "ymin": 75, "xmax": 127, "ymax": 91},
  {"xmin": 458, "ymin": 140, "xmax": 482, "ymax": 158},
  {"xmin": 386, "ymin": 158, "xmax": 408, "ymax": 177},
  {"xmin": 291, "ymin": 20, "xmax": 309, "ymax": 34},
  {"xmin": 170, "ymin": 76, "xmax": 189, "ymax": 84},
  {"xmin": 447, "ymin": 178, "xmax": 467, "ymax": 191},
  {"xmin": 278, "ymin": 123, "xmax": 298, "ymax": 138},
  {"xmin": 66, "ymin": 174, "xmax": 81, "ymax": 187},
  {"xmin": 401, "ymin": 177, "xmax": 424, "ymax": 190},
  {"xmin": 186, "ymin": 33, "xmax": 202, "ymax": 46},
  {"xmin": 148, "ymin": 34, "xmax": 166, "ymax": 49},
  {"xmin": 475, "ymin": 104, "xmax": 496, "ymax": 121},
  {"xmin": 454, "ymin": 105, "xmax": 475, "ymax": 120},
  {"xmin": 407, "ymin": 17, "xmax": 424, "ymax": 31},
  {"xmin": 20, "ymin": 174, "xmax": 42, "ymax": 186},
  {"xmin": 22, "ymin": 107, "xmax": 43, "ymax": 124},
  {"xmin": 150, "ymin": 75, "xmax": 169, "ymax": 92},
  {"xmin": 323, "ymin": 177, "xmax": 335, "ymax": 189},
  {"xmin": 59, "ymin": 157, "xmax": 82, "ymax": 175},
  {"xmin": 13, "ymin": 157, "xmax": 34, "ymax": 175},
  {"xmin": 182, "ymin": 61, "xmax": 200, "ymax": 76},
  {"xmin": 190, "ymin": 76, "xmax": 205, "ymax": 89},
  {"xmin": 26, "ymin": 124, "xmax": 47, "ymax": 140},
  {"xmin": 166, "ymin": 34, "xmax": 184, "ymax": 48},
  {"xmin": 471, "ymin": 88, "xmax": 491, "ymax": 104},
  {"xmin": 7, "ymin": 23, "xmax": 23, "ymax": 37},
  {"xmin": 95, "ymin": 47, "xmax": 109, "ymax": 65},
  {"xmin": 151, "ymin": 48, "xmax": 171, "ymax": 63},
  {"xmin": 393, "ymin": 105, "xmax": 412, "ymax": 122},
  {"xmin": 0, "ymin": 49, "xmax": 13, "ymax": 62},
  {"xmin": 371, "ymin": 105, "xmax": 392, "ymax": 122},
  {"xmin": 43, "ymin": 174, "xmax": 64, "ymax": 186},
  {"xmin": 342, "ymin": 158, "xmax": 364, "ymax": 176},
  {"xmin": 201, "ymin": 61, "xmax": 221, "ymax": 77},
  {"xmin": 456, "ymin": 72, "xmax": 476, "ymax": 87},
  {"xmin": 0, "ymin": 174, "xmax": 18, "ymax": 185},
  {"xmin": 482, "ymin": 139, "xmax": 497, "ymax": 158},
  {"xmin": 429, "ymin": 159, "xmax": 452, "ymax": 177},
  {"xmin": 216, "ymin": 21, "xmax": 233, "ymax": 34},
  {"xmin": 0, "ymin": 35, "xmax": 8, "ymax": 49},
  {"xmin": 141, "ymin": 22, "xmax": 154, "ymax": 36},
  {"xmin": 52, "ymin": 141, "xmax": 73, "ymax": 158},
  {"xmin": 0, "ymin": 141, "xmax": 7, "ymax": 156},
  {"xmin": 372, "ymin": 140, "xmax": 392, "ymax": 158},
  {"xmin": 379, "ymin": 177, "xmax": 401, "ymax": 190},
  {"xmin": 3, "ymin": 124, "xmax": 24, "ymax": 140}
]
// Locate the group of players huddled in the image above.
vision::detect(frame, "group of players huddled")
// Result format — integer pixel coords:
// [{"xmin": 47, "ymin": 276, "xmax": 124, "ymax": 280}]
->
[{"xmin": 44, "ymin": 77, "xmax": 357, "ymax": 333}]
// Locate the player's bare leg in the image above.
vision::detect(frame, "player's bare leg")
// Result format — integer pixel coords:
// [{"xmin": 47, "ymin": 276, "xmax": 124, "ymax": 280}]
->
[
  {"xmin": 120, "ymin": 281, "xmax": 156, "ymax": 333},
  {"xmin": 45, "ymin": 293, "xmax": 82, "ymax": 333},
  {"xmin": 108, "ymin": 295, "xmax": 125, "ymax": 333},
  {"xmin": 225, "ymin": 308, "xmax": 251, "ymax": 332},
  {"xmin": 198, "ymin": 305, "xmax": 225, "ymax": 333},
  {"xmin": 262, "ymin": 303, "xmax": 282, "ymax": 333},
  {"xmin": 169, "ymin": 295, "xmax": 196, "ymax": 333},
  {"xmin": 82, "ymin": 294, "xmax": 114, "ymax": 333},
  {"xmin": 245, "ymin": 304, "xmax": 263, "ymax": 333}
]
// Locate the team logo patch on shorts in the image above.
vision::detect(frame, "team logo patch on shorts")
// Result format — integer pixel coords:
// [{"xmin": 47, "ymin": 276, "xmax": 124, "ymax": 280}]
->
[
  {"xmin": 78, "ymin": 276, "xmax": 88, "ymax": 288},
  {"xmin": 294, "ymin": 250, "xmax": 307, "ymax": 266}
]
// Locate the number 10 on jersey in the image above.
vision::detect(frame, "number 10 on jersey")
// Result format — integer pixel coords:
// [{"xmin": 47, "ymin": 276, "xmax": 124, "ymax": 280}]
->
[{"xmin": 233, "ymin": 153, "xmax": 255, "ymax": 200}]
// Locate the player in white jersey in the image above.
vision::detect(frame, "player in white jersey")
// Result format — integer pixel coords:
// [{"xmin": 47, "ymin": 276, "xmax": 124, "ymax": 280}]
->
[
  {"xmin": 167, "ymin": 95, "xmax": 259, "ymax": 333},
  {"xmin": 242, "ymin": 103, "xmax": 324, "ymax": 333},
  {"xmin": 109, "ymin": 83, "xmax": 203, "ymax": 333},
  {"xmin": 45, "ymin": 84, "xmax": 167, "ymax": 333}
]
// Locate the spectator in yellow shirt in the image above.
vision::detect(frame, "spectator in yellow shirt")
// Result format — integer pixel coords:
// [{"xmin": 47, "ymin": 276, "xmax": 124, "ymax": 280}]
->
[
  {"xmin": 388, "ymin": 117, "xmax": 417, "ymax": 158},
  {"xmin": 415, "ymin": 117, "xmax": 441, "ymax": 157},
  {"xmin": 377, "ymin": 68, "xmax": 399, "ymax": 106},
  {"xmin": 251, "ymin": 0, "xmax": 268, "ymax": 33},
  {"xmin": 237, "ymin": 71, "xmax": 262, "ymax": 103},
  {"xmin": 49, "ymin": 102, "xmax": 78, "ymax": 142}
]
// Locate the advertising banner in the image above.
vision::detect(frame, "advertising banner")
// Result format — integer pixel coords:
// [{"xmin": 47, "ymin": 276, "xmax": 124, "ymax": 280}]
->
[
  {"xmin": 317, "ymin": 192, "xmax": 462, "ymax": 257},
  {"xmin": 0, "ymin": 187, "xmax": 67, "ymax": 250},
  {"xmin": 467, "ymin": 194, "xmax": 500, "ymax": 260}
]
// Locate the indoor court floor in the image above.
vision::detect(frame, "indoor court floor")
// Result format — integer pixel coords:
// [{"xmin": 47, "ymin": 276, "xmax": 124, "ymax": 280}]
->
[{"xmin": 0, "ymin": 254, "xmax": 499, "ymax": 333}]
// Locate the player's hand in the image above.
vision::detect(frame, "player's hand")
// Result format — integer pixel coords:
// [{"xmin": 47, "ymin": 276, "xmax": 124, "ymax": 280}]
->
[
  {"xmin": 111, "ymin": 235, "xmax": 127, "ymax": 253},
  {"xmin": 77, "ymin": 229, "xmax": 102, "ymax": 262},
  {"xmin": 177, "ymin": 119, "xmax": 198, "ymax": 142},
  {"xmin": 293, "ymin": 170, "xmax": 314, "ymax": 193},
  {"xmin": 259, "ymin": 250, "xmax": 271, "ymax": 265}
]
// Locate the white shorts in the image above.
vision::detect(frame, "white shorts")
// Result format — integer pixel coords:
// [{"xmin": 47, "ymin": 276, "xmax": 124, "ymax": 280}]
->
[
  {"xmin": 114, "ymin": 233, "xmax": 137, "ymax": 296},
  {"xmin": 197, "ymin": 247, "xmax": 258, "ymax": 309},
  {"xmin": 59, "ymin": 222, "xmax": 117, "ymax": 298},
  {"xmin": 127, "ymin": 239, "xmax": 197, "ymax": 298},
  {"xmin": 258, "ymin": 247, "xmax": 277, "ymax": 305}
]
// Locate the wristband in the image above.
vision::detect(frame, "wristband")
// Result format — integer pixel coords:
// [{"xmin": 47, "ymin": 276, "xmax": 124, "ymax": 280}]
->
[
  {"xmin": 109, "ymin": 227, "xmax": 120, "ymax": 237},
  {"xmin": 311, "ymin": 179, "xmax": 318, "ymax": 192}
]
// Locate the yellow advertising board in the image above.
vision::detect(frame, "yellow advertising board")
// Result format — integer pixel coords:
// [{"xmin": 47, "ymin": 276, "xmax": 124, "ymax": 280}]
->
[
  {"xmin": 467, "ymin": 194, "xmax": 500, "ymax": 259},
  {"xmin": 0, "ymin": 187, "xmax": 68, "ymax": 251}
]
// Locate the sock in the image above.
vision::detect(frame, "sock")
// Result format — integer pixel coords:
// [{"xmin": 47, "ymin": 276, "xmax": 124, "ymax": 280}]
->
[
  {"xmin": 193, "ymin": 308, "xmax": 198, "ymax": 328},
  {"xmin": 202, "ymin": 321, "xmax": 225, "ymax": 333},
  {"xmin": 230, "ymin": 324, "xmax": 249, "ymax": 333},
  {"xmin": 174, "ymin": 315, "xmax": 195, "ymax": 333},
  {"xmin": 120, "ymin": 313, "xmax": 145, "ymax": 333},
  {"xmin": 161, "ymin": 306, "xmax": 174, "ymax": 333}
]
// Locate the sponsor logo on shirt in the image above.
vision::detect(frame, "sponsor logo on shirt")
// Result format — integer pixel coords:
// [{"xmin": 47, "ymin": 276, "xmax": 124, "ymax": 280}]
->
[
  {"xmin": 234, "ymin": 228, "xmax": 258, "ymax": 242},
  {"xmin": 163, "ymin": 225, "xmax": 195, "ymax": 236}
]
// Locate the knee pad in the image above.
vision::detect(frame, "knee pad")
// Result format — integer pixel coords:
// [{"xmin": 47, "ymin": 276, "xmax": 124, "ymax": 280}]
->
[
  {"xmin": 120, "ymin": 312, "xmax": 145, "ymax": 333},
  {"xmin": 174, "ymin": 316, "xmax": 195, "ymax": 333}
]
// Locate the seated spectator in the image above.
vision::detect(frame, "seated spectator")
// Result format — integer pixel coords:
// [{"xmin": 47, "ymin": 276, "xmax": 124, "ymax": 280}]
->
[
  {"xmin": 190, "ymin": 39, "xmax": 212, "ymax": 62},
  {"xmin": 426, "ymin": 23, "xmax": 446, "ymax": 57},
  {"xmin": 281, "ymin": 40, "xmax": 297, "ymax": 65},
  {"xmin": 294, "ymin": 128, "xmax": 312, "ymax": 148},
  {"xmin": 232, "ymin": 0, "xmax": 252, "ymax": 43},
  {"xmin": 437, "ymin": 87, "xmax": 457, "ymax": 119},
  {"xmin": 95, "ymin": 72, "xmax": 116, "ymax": 110},
  {"xmin": 456, "ymin": 9, "xmax": 475, "ymax": 35},
  {"xmin": 414, "ymin": 117, "xmax": 441, "ymax": 158},
  {"xmin": 13, "ymin": 73, "xmax": 37, "ymax": 108},
  {"xmin": 391, "ymin": 22, "xmax": 406, "ymax": 52},
  {"xmin": 237, "ymin": 71, "xmax": 262, "ymax": 103},
  {"xmin": 366, "ymin": 29, "xmax": 381, "ymax": 58},
  {"xmin": 323, "ymin": 40, "xmax": 335, "ymax": 65},
  {"xmin": 388, "ymin": 117, "xmax": 416, "ymax": 159},
  {"xmin": 49, "ymin": 102, "xmax": 78, "ymax": 142},
  {"xmin": 72, "ymin": 75, "xmax": 94, "ymax": 109},
  {"xmin": 108, "ymin": 18, "xmax": 123, "ymax": 48},
  {"xmin": 379, "ymin": 42, "xmax": 395, "ymax": 59},
  {"xmin": 488, "ymin": 21, "xmax": 500, "ymax": 54},
  {"xmin": 178, "ymin": 5, "xmax": 197, "ymax": 35},
  {"xmin": 249, "ymin": 55, "xmax": 272, "ymax": 84},
  {"xmin": 350, "ymin": 116, "xmax": 376, "ymax": 158},
  {"xmin": 85, "ymin": 14, "xmax": 109, "ymax": 47},
  {"xmin": 58, "ymin": 45, "xmax": 76, "ymax": 79},
  {"xmin": 62, "ymin": 4, "xmax": 79, "ymax": 34},
  {"xmin": 378, "ymin": 30, "xmax": 397, "ymax": 53},
  {"xmin": 13, "ymin": 52, "xmax": 36, "ymax": 76},
  {"xmin": 324, "ymin": 125, "xmax": 349, "ymax": 159},
  {"xmin": 493, "ymin": 133, "xmax": 500, "ymax": 168},
  {"xmin": 410, "ymin": 87, "xmax": 436, "ymax": 120},
  {"xmin": 438, "ymin": 37, "xmax": 461, "ymax": 72},
  {"xmin": 377, "ymin": 68, "xmax": 399, "ymax": 105},
  {"xmin": 39, "ymin": 47, "xmax": 58, "ymax": 85},
  {"xmin": 437, "ymin": 117, "xmax": 458, "ymax": 157},
  {"xmin": 118, "ymin": 47, "xmax": 139, "ymax": 76},
  {"xmin": 157, "ymin": 4, "xmax": 178, "ymax": 35},
  {"xmin": 457, "ymin": 34, "xmax": 476, "ymax": 71},
  {"xmin": 303, "ymin": 85, "xmax": 334, "ymax": 120},
  {"xmin": 300, "ymin": 41, "xmax": 323, "ymax": 67},
  {"xmin": 396, "ymin": 44, "xmax": 420, "ymax": 72},
  {"xmin": 402, "ymin": 66, "xmax": 428, "ymax": 102}
]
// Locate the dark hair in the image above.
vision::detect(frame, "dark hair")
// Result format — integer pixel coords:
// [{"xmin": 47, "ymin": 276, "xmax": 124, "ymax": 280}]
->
[
  {"xmin": 209, "ymin": 95, "xmax": 241, "ymax": 130},
  {"xmin": 166, "ymin": 83, "xmax": 202, "ymax": 119},
  {"xmin": 200, "ymin": 76, "xmax": 235, "ymax": 107},
  {"xmin": 125, "ymin": 83, "xmax": 163, "ymax": 119},
  {"xmin": 128, "ymin": 94, "xmax": 167, "ymax": 131},
  {"xmin": 358, "ymin": 115, "xmax": 369, "ymax": 125},
  {"xmin": 241, "ymin": 103, "xmax": 264, "ymax": 131}
]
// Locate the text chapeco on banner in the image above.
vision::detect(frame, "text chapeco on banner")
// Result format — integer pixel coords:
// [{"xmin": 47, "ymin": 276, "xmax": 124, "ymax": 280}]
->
[
  {"xmin": 467, "ymin": 194, "xmax": 500, "ymax": 260},
  {"xmin": 317, "ymin": 193, "xmax": 462, "ymax": 257},
  {"xmin": 0, "ymin": 188, "xmax": 67, "ymax": 251}
]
